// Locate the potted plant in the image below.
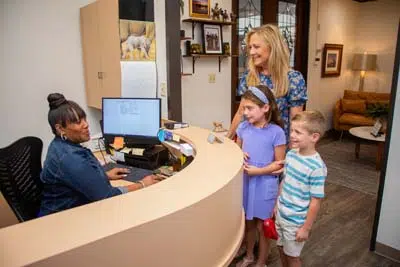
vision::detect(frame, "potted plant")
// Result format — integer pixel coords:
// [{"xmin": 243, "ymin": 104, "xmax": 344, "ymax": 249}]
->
[{"xmin": 366, "ymin": 102, "xmax": 389, "ymax": 133}]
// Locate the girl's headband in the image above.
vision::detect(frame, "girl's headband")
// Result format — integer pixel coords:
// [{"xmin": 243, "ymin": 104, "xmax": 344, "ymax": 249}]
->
[{"xmin": 248, "ymin": 86, "xmax": 269, "ymax": 104}]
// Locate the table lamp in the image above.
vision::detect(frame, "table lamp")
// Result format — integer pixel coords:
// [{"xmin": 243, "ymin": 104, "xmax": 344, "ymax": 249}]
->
[{"xmin": 352, "ymin": 52, "xmax": 377, "ymax": 92}]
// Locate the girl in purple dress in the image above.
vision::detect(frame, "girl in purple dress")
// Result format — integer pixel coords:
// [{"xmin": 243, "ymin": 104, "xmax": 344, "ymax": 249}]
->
[{"xmin": 236, "ymin": 85, "xmax": 286, "ymax": 267}]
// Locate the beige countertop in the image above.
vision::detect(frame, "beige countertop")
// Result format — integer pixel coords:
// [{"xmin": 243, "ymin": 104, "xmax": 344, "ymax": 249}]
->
[{"xmin": 0, "ymin": 126, "xmax": 244, "ymax": 267}]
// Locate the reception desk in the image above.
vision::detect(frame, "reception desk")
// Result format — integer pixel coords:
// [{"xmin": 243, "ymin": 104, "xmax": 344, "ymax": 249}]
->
[{"xmin": 0, "ymin": 126, "xmax": 244, "ymax": 267}]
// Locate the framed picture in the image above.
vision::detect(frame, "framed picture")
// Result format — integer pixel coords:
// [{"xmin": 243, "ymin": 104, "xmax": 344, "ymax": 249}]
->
[
  {"xmin": 189, "ymin": 0, "xmax": 210, "ymax": 18},
  {"xmin": 202, "ymin": 24, "xmax": 223, "ymax": 54},
  {"xmin": 119, "ymin": 20, "xmax": 156, "ymax": 61},
  {"xmin": 321, "ymin": 43, "xmax": 343, "ymax": 77}
]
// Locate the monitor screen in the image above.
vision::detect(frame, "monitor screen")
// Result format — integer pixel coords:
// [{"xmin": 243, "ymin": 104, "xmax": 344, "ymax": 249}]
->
[{"xmin": 102, "ymin": 98, "xmax": 161, "ymax": 147}]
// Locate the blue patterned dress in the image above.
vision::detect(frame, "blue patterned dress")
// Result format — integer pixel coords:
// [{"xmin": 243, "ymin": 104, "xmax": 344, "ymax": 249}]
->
[{"xmin": 237, "ymin": 70, "xmax": 308, "ymax": 142}]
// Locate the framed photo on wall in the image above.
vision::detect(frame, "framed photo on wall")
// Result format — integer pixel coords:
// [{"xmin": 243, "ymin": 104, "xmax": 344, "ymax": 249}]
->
[
  {"xmin": 202, "ymin": 24, "xmax": 223, "ymax": 54},
  {"xmin": 189, "ymin": 0, "xmax": 210, "ymax": 18},
  {"xmin": 321, "ymin": 43, "xmax": 343, "ymax": 77}
]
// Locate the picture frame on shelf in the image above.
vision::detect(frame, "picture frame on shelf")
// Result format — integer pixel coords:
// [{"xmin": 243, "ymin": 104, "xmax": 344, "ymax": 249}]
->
[
  {"xmin": 321, "ymin": 43, "xmax": 343, "ymax": 77},
  {"xmin": 189, "ymin": 0, "xmax": 210, "ymax": 18},
  {"xmin": 202, "ymin": 24, "xmax": 223, "ymax": 54}
]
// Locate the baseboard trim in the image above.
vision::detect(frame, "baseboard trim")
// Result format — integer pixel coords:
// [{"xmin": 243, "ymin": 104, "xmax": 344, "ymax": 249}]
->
[{"xmin": 375, "ymin": 242, "xmax": 400, "ymax": 263}]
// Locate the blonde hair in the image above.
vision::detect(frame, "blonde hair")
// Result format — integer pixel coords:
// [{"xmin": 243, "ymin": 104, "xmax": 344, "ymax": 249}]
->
[
  {"xmin": 292, "ymin": 111, "xmax": 326, "ymax": 137},
  {"xmin": 242, "ymin": 85, "xmax": 284, "ymax": 129},
  {"xmin": 245, "ymin": 24, "xmax": 290, "ymax": 98}
]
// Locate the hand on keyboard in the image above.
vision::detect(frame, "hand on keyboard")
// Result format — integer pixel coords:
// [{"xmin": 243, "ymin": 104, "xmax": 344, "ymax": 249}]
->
[
  {"xmin": 103, "ymin": 163, "xmax": 154, "ymax": 183},
  {"xmin": 141, "ymin": 175, "xmax": 161, "ymax": 186}
]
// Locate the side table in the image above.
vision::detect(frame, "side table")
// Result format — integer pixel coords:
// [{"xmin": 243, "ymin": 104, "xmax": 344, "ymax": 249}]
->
[{"xmin": 349, "ymin": 126, "xmax": 386, "ymax": 170}]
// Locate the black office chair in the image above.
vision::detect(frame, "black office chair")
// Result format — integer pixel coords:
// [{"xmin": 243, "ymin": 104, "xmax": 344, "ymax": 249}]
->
[{"xmin": 0, "ymin": 136, "xmax": 43, "ymax": 222}]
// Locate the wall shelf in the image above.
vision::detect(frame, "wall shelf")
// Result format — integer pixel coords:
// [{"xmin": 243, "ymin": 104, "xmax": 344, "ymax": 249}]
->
[
  {"xmin": 183, "ymin": 54, "xmax": 238, "ymax": 73},
  {"xmin": 182, "ymin": 18, "xmax": 236, "ymax": 25},
  {"xmin": 182, "ymin": 18, "xmax": 235, "ymax": 39},
  {"xmin": 181, "ymin": 19, "xmax": 236, "ymax": 74}
]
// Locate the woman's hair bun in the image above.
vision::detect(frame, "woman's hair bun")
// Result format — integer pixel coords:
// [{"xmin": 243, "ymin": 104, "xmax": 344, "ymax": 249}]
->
[{"xmin": 48, "ymin": 93, "xmax": 68, "ymax": 110}]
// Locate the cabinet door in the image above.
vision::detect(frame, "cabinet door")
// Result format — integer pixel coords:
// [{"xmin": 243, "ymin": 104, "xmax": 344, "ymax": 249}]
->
[
  {"xmin": 80, "ymin": 2, "xmax": 102, "ymax": 109},
  {"xmin": 98, "ymin": 0, "xmax": 121, "ymax": 101}
]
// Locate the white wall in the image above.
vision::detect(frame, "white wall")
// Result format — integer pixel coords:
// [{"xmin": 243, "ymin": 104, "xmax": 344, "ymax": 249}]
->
[
  {"xmin": 307, "ymin": 0, "xmax": 359, "ymax": 131},
  {"xmin": 0, "ymin": 0, "xmax": 99, "ymax": 154},
  {"xmin": 376, "ymin": 61, "xmax": 400, "ymax": 251},
  {"xmin": 181, "ymin": 0, "xmax": 232, "ymax": 130},
  {"xmin": 0, "ymin": 0, "xmax": 167, "ymax": 155},
  {"xmin": 307, "ymin": 0, "xmax": 400, "ymax": 130},
  {"xmin": 352, "ymin": 0, "xmax": 400, "ymax": 93},
  {"xmin": 154, "ymin": 0, "xmax": 168, "ymax": 117}
]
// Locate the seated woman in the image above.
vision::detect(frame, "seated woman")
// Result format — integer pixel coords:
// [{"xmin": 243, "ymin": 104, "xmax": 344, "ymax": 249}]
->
[{"xmin": 39, "ymin": 93, "xmax": 159, "ymax": 216}]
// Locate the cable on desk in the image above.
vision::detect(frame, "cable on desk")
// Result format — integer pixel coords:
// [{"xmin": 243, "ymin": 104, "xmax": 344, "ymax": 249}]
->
[{"xmin": 98, "ymin": 138, "xmax": 108, "ymax": 164}]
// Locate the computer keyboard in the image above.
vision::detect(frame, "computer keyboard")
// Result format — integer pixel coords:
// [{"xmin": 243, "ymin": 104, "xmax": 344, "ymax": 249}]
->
[{"xmin": 103, "ymin": 162, "xmax": 154, "ymax": 183}]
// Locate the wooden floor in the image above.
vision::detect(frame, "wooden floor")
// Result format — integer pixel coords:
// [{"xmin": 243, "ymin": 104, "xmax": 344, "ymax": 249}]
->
[{"xmin": 231, "ymin": 182, "xmax": 400, "ymax": 267}]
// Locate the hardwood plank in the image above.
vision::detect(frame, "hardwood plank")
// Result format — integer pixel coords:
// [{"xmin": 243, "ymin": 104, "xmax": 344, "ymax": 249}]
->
[{"xmin": 230, "ymin": 182, "xmax": 399, "ymax": 267}]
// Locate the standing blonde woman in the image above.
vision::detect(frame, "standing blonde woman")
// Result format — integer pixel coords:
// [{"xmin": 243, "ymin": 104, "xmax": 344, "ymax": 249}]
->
[{"xmin": 227, "ymin": 24, "xmax": 307, "ymax": 143}]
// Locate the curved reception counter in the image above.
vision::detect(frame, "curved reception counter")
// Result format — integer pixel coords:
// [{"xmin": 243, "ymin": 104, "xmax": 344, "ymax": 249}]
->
[{"xmin": 0, "ymin": 126, "xmax": 244, "ymax": 267}]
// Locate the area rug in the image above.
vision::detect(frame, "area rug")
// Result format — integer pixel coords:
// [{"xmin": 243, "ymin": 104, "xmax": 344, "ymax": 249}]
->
[{"xmin": 317, "ymin": 137, "xmax": 380, "ymax": 196}]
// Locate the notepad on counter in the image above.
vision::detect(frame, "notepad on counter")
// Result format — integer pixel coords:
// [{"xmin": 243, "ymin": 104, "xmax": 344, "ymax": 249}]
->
[
  {"xmin": 113, "ymin": 151, "xmax": 125, "ymax": 162},
  {"xmin": 172, "ymin": 134, "xmax": 181, "ymax": 142},
  {"xmin": 131, "ymin": 148, "xmax": 145, "ymax": 156},
  {"xmin": 120, "ymin": 147, "xmax": 132, "ymax": 154},
  {"xmin": 112, "ymin": 137, "xmax": 124, "ymax": 150}
]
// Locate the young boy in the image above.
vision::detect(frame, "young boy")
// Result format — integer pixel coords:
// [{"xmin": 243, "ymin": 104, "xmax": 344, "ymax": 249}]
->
[{"xmin": 275, "ymin": 110, "xmax": 327, "ymax": 267}]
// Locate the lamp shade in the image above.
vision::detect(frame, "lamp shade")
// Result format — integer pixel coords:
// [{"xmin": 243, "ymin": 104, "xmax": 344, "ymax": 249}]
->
[{"xmin": 352, "ymin": 53, "xmax": 377, "ymax": 71}]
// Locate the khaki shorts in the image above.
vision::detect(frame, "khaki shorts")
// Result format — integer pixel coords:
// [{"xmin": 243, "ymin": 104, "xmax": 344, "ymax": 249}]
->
[{"xmin": 275, "ymin": 212, "xmax": 305, "ymax": 257}]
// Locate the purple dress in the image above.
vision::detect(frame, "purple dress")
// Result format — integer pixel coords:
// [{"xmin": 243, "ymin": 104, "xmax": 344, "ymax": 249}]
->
[{"xmin": 237, "ymin": 121, "xmax": 286, "ymax": 220}]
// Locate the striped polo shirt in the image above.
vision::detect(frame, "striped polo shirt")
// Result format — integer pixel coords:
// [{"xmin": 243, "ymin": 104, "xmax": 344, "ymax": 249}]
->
[{"xmin": 278, "ymin": 149, "xmax": 327, "ymax": 226}]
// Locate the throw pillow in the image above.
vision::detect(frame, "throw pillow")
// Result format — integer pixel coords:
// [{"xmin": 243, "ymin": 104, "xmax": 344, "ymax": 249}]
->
[
  {"xmin": 343, "ymin": 90, "xmax": 360, "ymax": 100},
  {"xmin": 341, "ymin": 99, "xmax": 366, "ymax": 114}
]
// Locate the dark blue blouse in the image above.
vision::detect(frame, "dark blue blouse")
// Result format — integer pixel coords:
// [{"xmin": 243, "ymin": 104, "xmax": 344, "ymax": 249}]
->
[{"xmin": 39, "ymin": 137, "xmax": 122, "ymax": 216}]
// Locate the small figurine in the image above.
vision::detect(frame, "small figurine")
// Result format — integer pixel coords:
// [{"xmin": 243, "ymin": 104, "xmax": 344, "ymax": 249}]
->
[
  {"xmin": 219, "ymin": 8, "xmax": 224, "ymax": 21},
  {"xmin": 211, "ymin": 3, "xmax": 220, "ymax": 20},
  {"xmin": 222, "ymin": 9, "xmax": 229, "ymax": 22},
  {"xmin": 223, "ymin": 42, "xmax": 230, "ymax": 55},
  {"xmin": 213, "ymin": 122, "xmax": 227, "ymax": 133},
  {"xmin": 230, "ymin": 12, "xmax": 237, "ymax": 23},
  {"xmin": 190, "ymin": 43, "xmax": 202, "ymax": 54}
]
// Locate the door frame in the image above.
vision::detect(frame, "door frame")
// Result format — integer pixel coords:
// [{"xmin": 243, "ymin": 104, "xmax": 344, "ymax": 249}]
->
[{"xmin": 369, "ymin": 21, "xmax": 400, "ymax": 252}]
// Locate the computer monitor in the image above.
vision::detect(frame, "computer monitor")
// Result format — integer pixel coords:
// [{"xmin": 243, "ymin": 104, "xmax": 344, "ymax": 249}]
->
[{"xmin": 102, "ymin": 98, "xmax": 161, "ymax": 148}]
